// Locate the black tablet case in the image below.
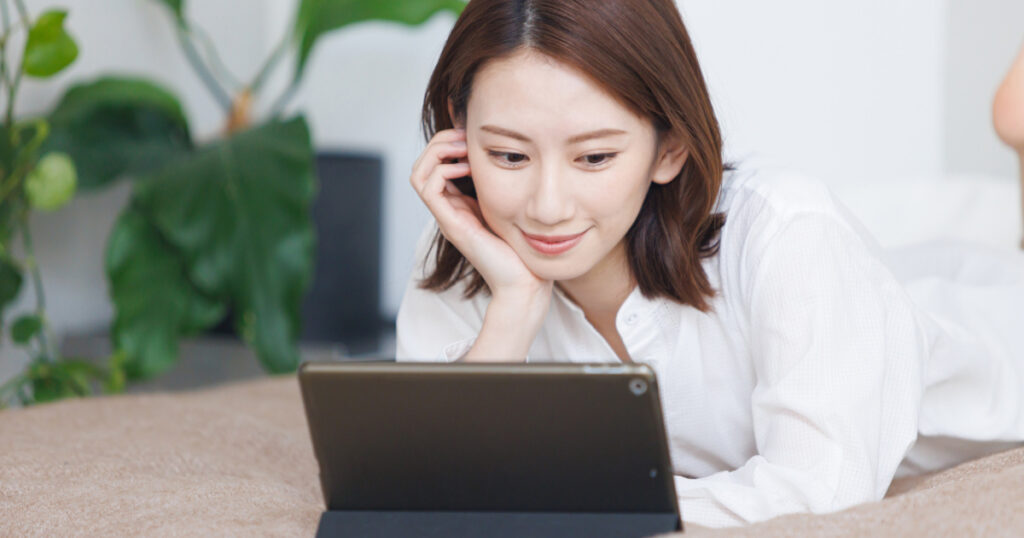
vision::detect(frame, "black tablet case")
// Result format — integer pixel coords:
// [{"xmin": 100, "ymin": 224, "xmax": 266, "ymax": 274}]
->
[{"xmin": 299, "ymin": 362, "xmax": 682, "ymax": 537}]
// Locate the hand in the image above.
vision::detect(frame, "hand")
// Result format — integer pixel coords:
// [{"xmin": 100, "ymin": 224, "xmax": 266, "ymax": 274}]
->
[{"xmin": 410, "ymin": 129, "xmax": 552, "ymax": 301}]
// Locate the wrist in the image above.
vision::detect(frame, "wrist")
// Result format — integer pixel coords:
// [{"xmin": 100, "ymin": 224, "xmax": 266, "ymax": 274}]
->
[
  {"xmin": 461, "ymin": 285, "xmax": 552, "ymax": 362},
  {"xmin": 491, "ymin": 285, "xmax": 552, "ymax": 319}
]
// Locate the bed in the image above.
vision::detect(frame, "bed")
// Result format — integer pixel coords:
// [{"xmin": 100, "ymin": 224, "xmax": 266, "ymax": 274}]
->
[
  {"xmin": 1, "ymin": 175, "xmax": 1022, "ymax": 536},
  {"xmin": 1, "ymin": 374, "xmax": 1022, "ymax": 536}
]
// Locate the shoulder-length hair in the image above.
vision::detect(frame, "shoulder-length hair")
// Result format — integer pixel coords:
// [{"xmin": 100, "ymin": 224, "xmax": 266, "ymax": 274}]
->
[{"xmin": 419, "ymin": 0, "xmax": 727, "ymax": 312}]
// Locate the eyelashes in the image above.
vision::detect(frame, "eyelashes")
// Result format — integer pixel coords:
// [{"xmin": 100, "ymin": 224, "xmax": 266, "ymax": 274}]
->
[
  {"xmin": 581, "ymin": 153, "xmax": 615, "ymax": 166},
  {"xmin": 486, "ymin": 150, "xmax": 618, "ymax": 169},
  {"xmin": 488, "ymin": 150, "xmax": 529, "ymax": 167}
]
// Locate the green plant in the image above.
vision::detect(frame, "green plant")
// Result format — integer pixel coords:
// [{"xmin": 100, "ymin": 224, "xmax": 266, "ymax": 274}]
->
[
  {"xmin": 0, "ymin": 0, "xmax": 465, "ymax": 406},
  {"xmin": 0, "ymin": 2, "xmax": 127, "ymax": 407}
]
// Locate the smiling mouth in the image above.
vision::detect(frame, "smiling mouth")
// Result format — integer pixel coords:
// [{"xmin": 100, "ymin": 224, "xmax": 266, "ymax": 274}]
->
[{"xmin": 521, "ymin": 229, "xmax": 588, "ymax": 255}]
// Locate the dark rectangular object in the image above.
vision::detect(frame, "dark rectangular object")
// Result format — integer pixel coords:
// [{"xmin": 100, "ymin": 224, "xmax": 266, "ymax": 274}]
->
[
  {"xmin": 299, "ymin": 361, "xmax": 682, "ymax": 537},
  {"xmin": 315, "ymin": 510, "xmax": 681, "ymax": 538},
  {"xmin": 302, "ymin": 152, "xmax": 383, "ymax": 348}
]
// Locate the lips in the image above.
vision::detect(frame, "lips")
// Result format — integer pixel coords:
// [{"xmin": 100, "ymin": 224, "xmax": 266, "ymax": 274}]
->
[{"xmin": 521, "ymin": 229, "xmax": 587, "ymax": 255}]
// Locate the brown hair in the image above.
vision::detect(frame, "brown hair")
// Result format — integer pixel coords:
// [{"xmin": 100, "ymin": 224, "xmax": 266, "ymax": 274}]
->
[{"xmin": 419, "ymin": 0, "xmax": 727, "ymax": 312}]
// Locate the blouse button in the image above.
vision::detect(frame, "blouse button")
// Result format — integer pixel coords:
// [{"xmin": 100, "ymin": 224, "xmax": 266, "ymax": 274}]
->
[{"xmin": 625, "ymin": 313, "xmax": 639, "ymax": 325}]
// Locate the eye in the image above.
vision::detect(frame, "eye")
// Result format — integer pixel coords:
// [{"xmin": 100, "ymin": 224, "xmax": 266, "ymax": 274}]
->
[
  {"xmin": 578, "ymin": 152, "xmax": 617, "ymax": 167},
  {"xmin": 488, "ymin": 150, "xmax": 529, "ymax": 168}
]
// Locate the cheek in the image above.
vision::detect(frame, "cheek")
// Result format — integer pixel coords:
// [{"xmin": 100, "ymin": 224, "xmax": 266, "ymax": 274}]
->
[
  {"xmin": 581, "ymin": 172, "xmax": 651, "ymax": 221},
  {"xmin": 471, "ymin": 176, "xmax": 523, "ymax": 242},
  {"xmin": 470, "ymin": 170, "xmax": 529, "ymax": 222}
]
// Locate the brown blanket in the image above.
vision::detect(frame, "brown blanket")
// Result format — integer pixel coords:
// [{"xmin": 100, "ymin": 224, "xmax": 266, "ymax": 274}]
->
[{"xmin": 1, "ymin": 376, "xmax": 1021, "ymax": 537}]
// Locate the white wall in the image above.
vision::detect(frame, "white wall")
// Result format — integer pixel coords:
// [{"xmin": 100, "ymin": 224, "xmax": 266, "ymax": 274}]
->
[
  {"xmin": 1, "ymin": 0, "xmax": 1020, "ymax": 379},
  {"xmin": 943, "ymin": 0, "xmax": 1024, "ymax": 177},
  {"xmin": 681, "ymin": 0, "xmax": 949, "ymax": 185}
]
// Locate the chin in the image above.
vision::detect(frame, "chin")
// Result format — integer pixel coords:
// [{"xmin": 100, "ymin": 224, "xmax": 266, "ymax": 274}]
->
[{"xmin": 521, "ymin": 255, "xmax": 594, "ymax": 282}]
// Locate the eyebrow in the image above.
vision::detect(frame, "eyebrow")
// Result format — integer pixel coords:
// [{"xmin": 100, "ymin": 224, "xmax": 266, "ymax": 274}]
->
[{"xmin": 479, "ymin": 125, "xmax": 628, "ymax": 144}]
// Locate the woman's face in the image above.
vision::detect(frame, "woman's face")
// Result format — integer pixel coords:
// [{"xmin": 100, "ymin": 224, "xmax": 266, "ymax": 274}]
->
[{"xmin": 462, "ymin": 49, "xmax": 686, "ymax": 285}]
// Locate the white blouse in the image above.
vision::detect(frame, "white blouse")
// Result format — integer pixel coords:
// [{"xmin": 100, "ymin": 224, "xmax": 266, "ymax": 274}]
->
[{"xmin": 395, "ymin": 164, "xmax": 1024, "ymax": 528}]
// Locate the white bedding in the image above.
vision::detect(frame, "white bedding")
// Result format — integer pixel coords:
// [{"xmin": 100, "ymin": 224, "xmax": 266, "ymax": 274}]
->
[{"xmin": 829, "ymin": 174, "xmax": 1022, "ymax": 251}]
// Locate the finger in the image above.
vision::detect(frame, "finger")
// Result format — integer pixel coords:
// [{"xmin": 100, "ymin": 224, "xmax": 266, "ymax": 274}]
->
[
  {"xmin": 460, "ymin": 195, "xmax": 488, "ymax": 232},
  {"xmin": 432, "ymin": 140, "xmax": 468, "ymax": 163},
  {"xmin": 444, "ymin": 177, "xmax": 466, "ymax": 196},
  {"xmin": 413, "ymin": 133, "xmax": 464, "ymax": 165},
  {"xmin": 418, "ymin": 162, "xmax": 471, "ymax": 201},
  {"xmin": 419, "ymin": 130, "xmax": 466, "ymax": 164},
  {"xmin": 419, "ymin": 163, "xmax": 473, "ymax": 237},
  {"xmin": 431, "ymin": 128, "xmax": 467, "ymax": 144},
  {"xmin": 415, "ymin": 131, "xmax": 466, "ymax": 170},
  {"xmin": 410, "ymin": 141, "xmax": 468, "ymax": 191}
]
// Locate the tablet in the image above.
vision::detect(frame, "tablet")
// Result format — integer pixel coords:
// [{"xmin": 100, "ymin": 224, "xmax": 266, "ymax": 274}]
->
[{"xmin": 298, "ymin": 361, "xmax": 681, "ymax": 536}]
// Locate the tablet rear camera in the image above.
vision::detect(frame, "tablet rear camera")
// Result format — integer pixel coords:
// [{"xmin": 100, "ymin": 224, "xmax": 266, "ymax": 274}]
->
[{"xmin": 629, "ymin": 379, "xmax": 647, "ymax": 396}]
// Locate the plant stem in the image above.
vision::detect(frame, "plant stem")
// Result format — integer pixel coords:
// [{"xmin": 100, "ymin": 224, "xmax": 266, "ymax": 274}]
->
[
  {"xmin": 4, "ymin": 66, "xmax": 19, "ymax": 126},
  {"xmin": 249, "ymin": 30, "xmax": 290, "ymax": 94},
  {"xmin": 0, "ymin": 1, "xmax": 8, "ymax": 34},
  {"xmin": 0, "ymin": 168, "xmax": 20, "ymax": 200},
  {"xmin": 4, "ymin": 0, "xmax": 27, "ymax": 128},
  {"xmin": 268, "ymin": 76, "xmax": 301, "ymax": 119},
  {"xmin": 0, "ymin": 1, "xmax": 8, "ymax": 94},
  {"xmin": 20, "ymin": 218, "xmax": 54, "ymax": 362},
  {"xmin": 190, "ymin": 23, "xmax": 243, "ymax": 92},
  {"xmin": 11, "ymin": 0, "xmax": 25, "ymax": 25},
  {"xmin": 0, "ymin": 1, "xmax": 28, "ymax": 90},
  {"xmin": 174, "ymin": 22, "xmax": 233, "ymax": 113}
]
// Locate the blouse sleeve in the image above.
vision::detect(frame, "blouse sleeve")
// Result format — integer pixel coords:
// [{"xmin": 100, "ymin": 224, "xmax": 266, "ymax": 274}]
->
[
  {"xmin": 395, "ymin": 221, "xmax": 486, "ymax": 362},
  {"xmin": 674, "ymin": 209, "xmax": 927, "ymax": 528}
]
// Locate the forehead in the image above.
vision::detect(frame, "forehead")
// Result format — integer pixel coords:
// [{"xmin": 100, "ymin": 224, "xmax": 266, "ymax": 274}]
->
[{"xmin": 467, "ymin": 50, "xmax": 648, "ymax": 137}]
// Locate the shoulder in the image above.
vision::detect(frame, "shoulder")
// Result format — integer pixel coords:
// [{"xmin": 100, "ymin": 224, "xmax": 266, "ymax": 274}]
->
[
  {"xmin": 717, "ymin": 161, "xmax": 851, "ymax": 228},
  {"xmin": 711, "ymin": 160, "xmax": 884, "ymax": 301},
  {"xmin": 715, "ymin": 157, "xmax": 882, "ymax": 251}
]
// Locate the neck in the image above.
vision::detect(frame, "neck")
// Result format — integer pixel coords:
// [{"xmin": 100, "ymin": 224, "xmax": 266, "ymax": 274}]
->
[{"xmin": 557, "ymin": 242, "xmax": 635, "ymax": 323}]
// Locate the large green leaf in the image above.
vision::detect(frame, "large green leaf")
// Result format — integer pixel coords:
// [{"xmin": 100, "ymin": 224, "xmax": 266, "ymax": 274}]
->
[
  {"xmin": 11, "ymin": 314, "xmax": 42, "ymax": 344},
  {"xmin": 23, "ymin": 10, "xmax": 79, "ymax": 78},
  {"xmin": 42, "ymin": 77, "xmax": 192, "ymax": 191},
  {"xmin": 293, "ymin": 0, "xmax": 464, "ymax": 83},
  {"xmin": 107, "ymin": 207, "xmax": 225, "ymax": 379},
  {"xmin": 130, "ymin": 117, "xmax": 315, "ymax": 373}
]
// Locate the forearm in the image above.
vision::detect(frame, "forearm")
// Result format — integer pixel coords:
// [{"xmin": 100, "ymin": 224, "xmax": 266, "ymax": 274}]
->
[{"xmin": 460, "ymin": 290, "xmax": 550, "ymax": 362}]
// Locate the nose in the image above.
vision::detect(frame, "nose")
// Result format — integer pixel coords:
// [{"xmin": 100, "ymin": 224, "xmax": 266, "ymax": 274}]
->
[{"xmin": 525, "ymin": 163, "xmax": 575, "ymax": 226}]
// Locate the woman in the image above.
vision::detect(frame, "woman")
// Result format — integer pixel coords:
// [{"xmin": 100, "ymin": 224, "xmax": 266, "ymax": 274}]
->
[{"xmin": 397, "ymin": 0, "xmax": 1024, "ymax": 528}]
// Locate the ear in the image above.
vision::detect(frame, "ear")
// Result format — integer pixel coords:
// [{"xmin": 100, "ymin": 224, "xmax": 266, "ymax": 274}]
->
[
  {"xmin": 447, "ymin": 99, "xmax": 465, "ymax": 130},
  {"xmin": 651, "ymin": 134, "xmax": 689, "ymax": 185}
]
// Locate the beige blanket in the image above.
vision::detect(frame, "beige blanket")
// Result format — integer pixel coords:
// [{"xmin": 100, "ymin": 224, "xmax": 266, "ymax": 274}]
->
[{"xmin": 1, "ymin": 376, "xmax": 1021, "ymax": 537}]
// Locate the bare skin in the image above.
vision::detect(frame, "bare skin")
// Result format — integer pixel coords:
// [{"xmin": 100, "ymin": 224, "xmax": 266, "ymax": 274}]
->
[{"xmin": 992, "ymin": 42, "xmax": 1024, "ymax": 249}]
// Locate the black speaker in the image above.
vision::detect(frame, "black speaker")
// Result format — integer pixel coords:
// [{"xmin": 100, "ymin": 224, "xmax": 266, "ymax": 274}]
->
[{"xmin": 301, "ymin": 152, "xmax": 384, "ymax": 350}]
